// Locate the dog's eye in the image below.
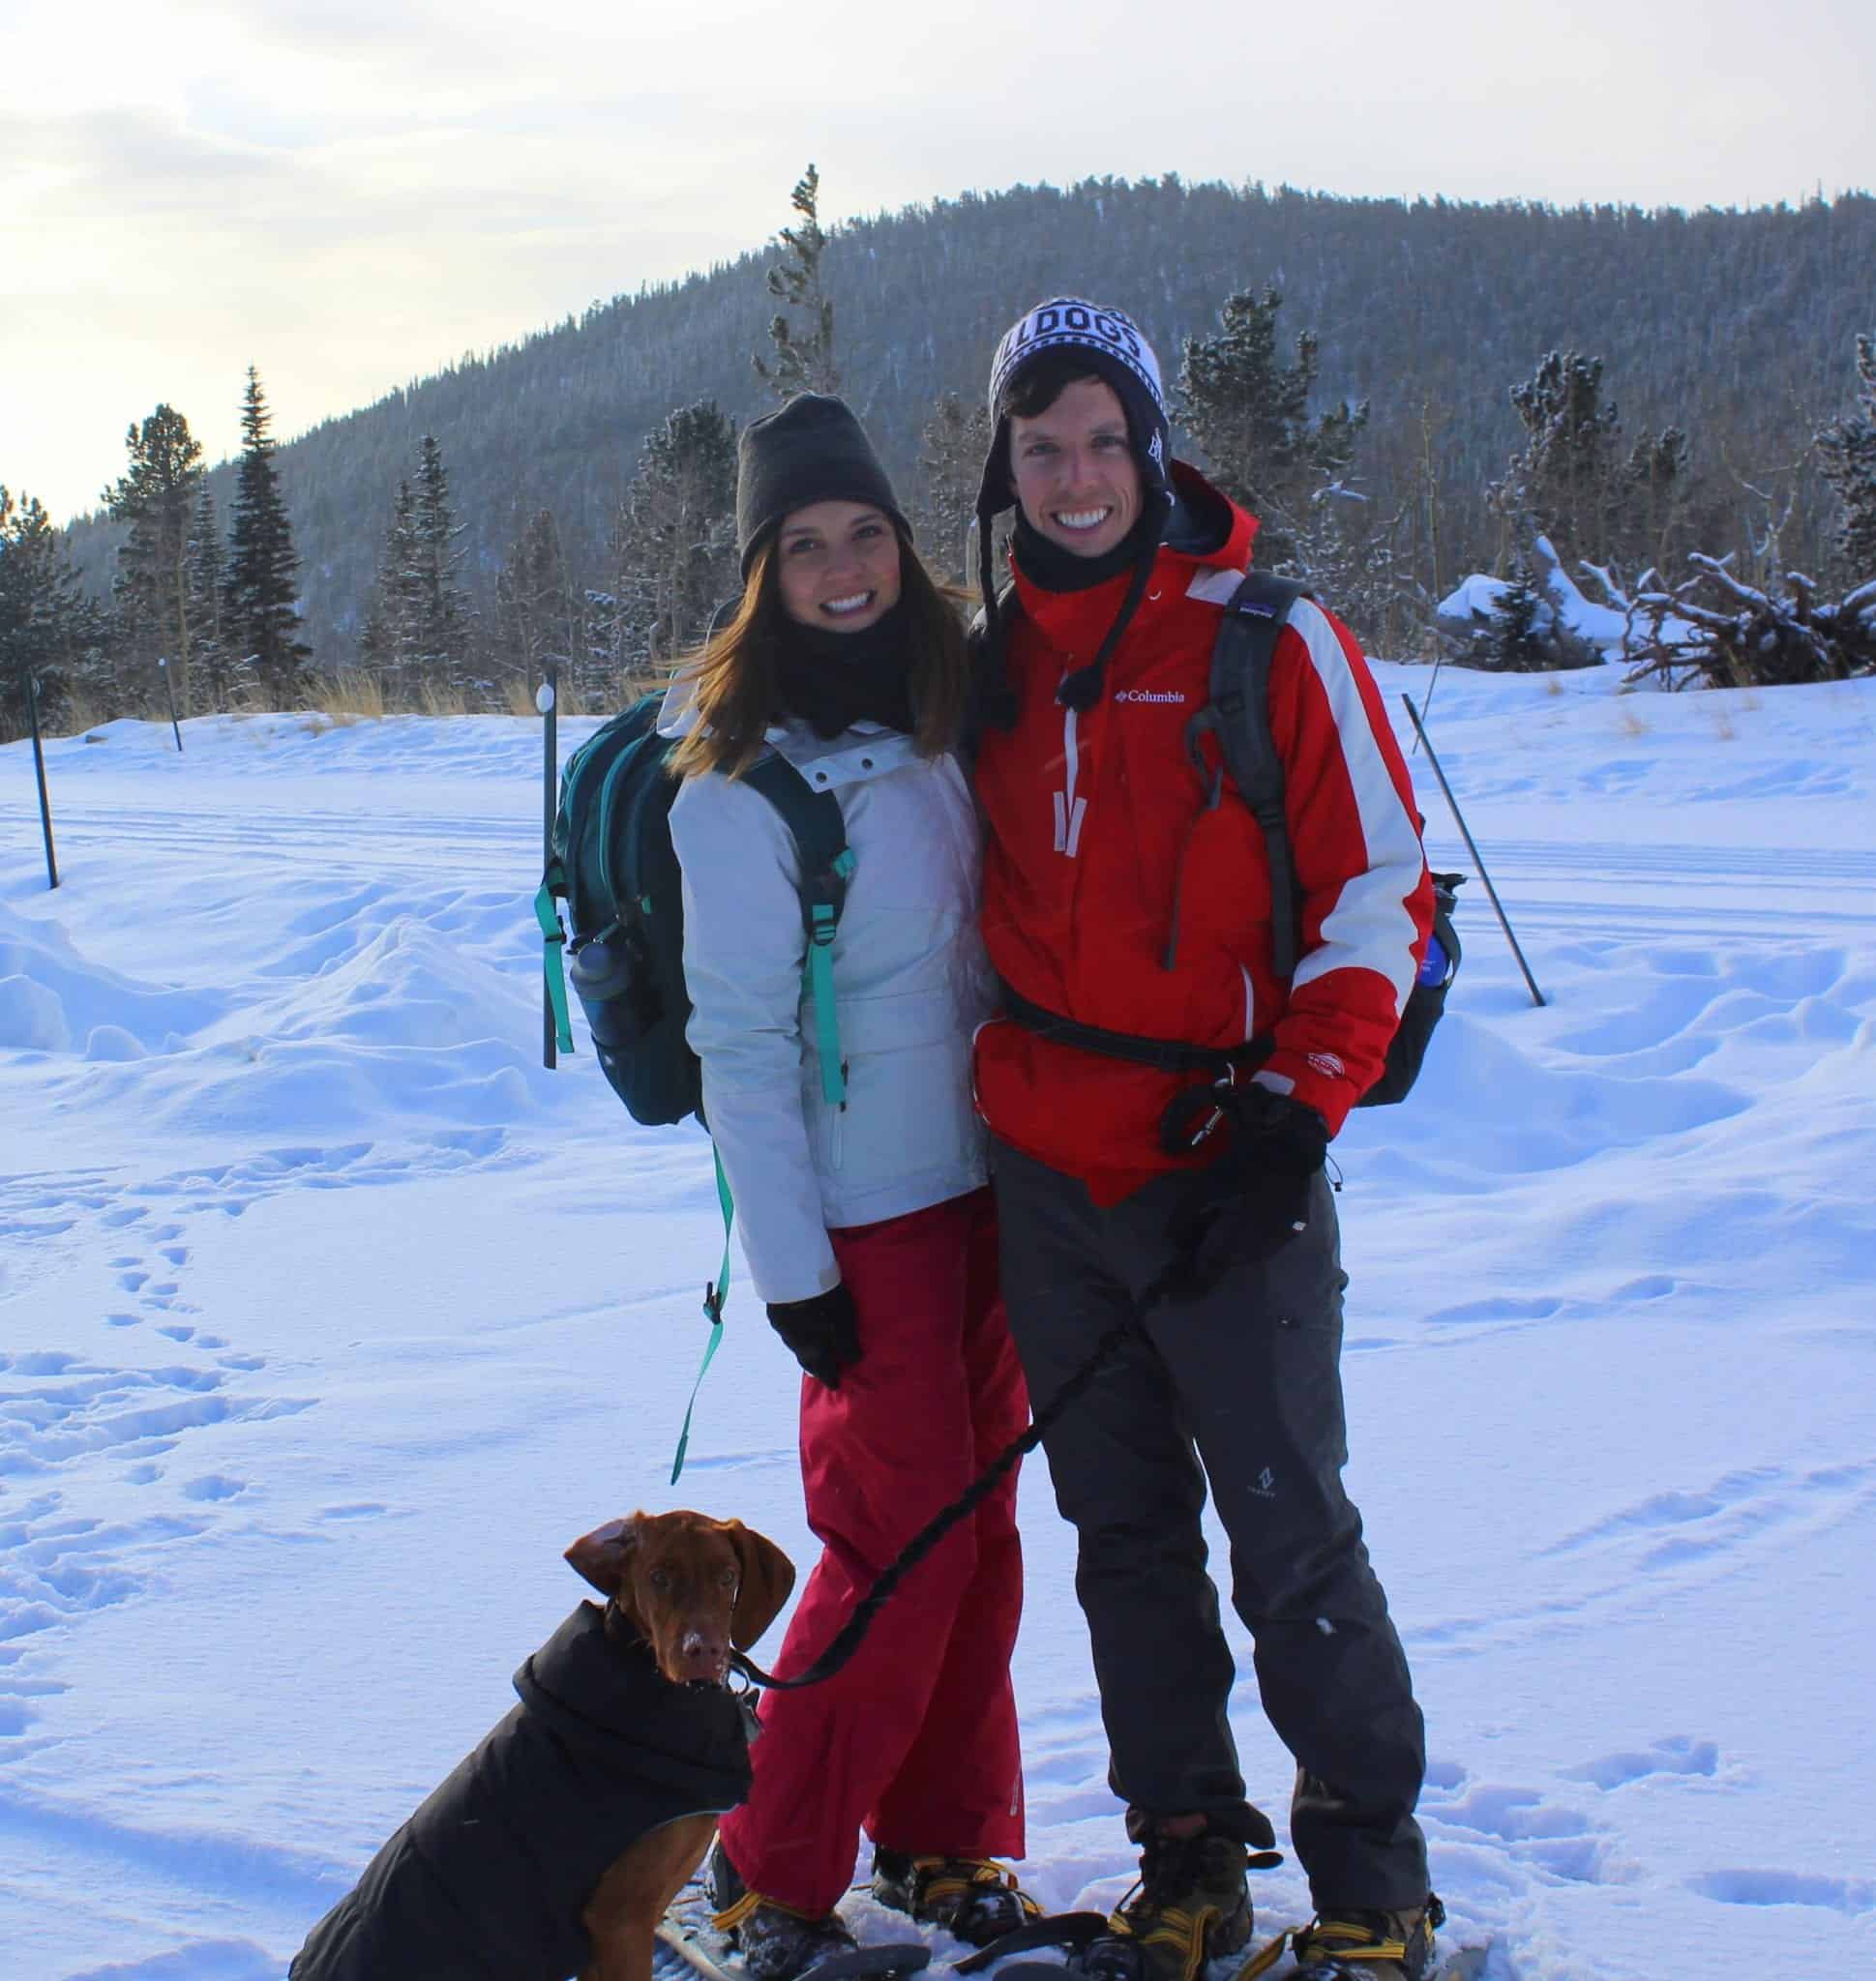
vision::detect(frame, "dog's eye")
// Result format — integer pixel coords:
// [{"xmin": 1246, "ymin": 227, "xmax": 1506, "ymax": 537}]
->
[
  {"xmin": 719, "ymin": 1567, "xmax": 738, "ymax": 1587},
  {"xmin": 648, "ymin": 1567, "xmax": 672, "ymax": 1590}
]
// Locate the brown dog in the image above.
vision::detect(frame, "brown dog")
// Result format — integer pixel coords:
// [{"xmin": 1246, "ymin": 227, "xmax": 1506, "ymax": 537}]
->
[
  {"xmin": 571, "ymin": 1511, "xmax": 794, "ymax": 1981},
  {"xmin": 289, "ymin": 1510, "xmax": 794, "ymax": 1981}
]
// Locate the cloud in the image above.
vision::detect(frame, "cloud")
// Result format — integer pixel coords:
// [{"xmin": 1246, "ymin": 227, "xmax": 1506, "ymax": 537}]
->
[{"xmin": 2, "ymin": 0, "xmax": 1871, "ymax": 521}]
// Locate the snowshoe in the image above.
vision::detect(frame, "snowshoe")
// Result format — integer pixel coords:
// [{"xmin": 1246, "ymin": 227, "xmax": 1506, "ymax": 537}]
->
[
  {"xmin": 952, "ymin": 1911, "xmax": 1113, "ymax": 1974},
  {"xmin": 1238, "ymin": 1897, "xmax": 1444, "ymax": 1981},
  {"xmin": 871, "ymin": 1848, "xmax": 1045, "ymax": 1947},
  {"xmin": 705, "ymin": 1840, "xmax": 930, "ymax": 1981},
  {"xmin": 1071, "ymin": 1825, "xmax": 1256, "ymax": 1981}
]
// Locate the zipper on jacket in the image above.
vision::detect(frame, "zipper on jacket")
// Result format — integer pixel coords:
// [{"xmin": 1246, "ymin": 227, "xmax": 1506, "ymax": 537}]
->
[{"xmin": 1053, "ymin": 700, "xmax": 1087, "ymax": 858}]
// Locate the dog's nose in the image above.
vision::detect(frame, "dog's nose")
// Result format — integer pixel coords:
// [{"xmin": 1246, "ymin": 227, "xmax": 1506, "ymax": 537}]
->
[{"xmin": 679, "ymin": 1629, "xmax": 729, "ymax": 1681}]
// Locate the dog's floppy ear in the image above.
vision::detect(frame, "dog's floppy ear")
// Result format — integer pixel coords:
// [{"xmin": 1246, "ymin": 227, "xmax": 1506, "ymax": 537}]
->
[
  {"xmin": 725, "ymin": 1521, "xmax": 795, "ymax": 1649},
  {"xmin": 565, "ymin": 1515, "xmax": 640, "ymax": 1599}
]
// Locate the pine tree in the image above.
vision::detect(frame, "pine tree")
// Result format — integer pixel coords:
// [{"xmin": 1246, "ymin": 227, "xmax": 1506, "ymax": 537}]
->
[
  {"xmin": 410, "ymin": 434, "xmax": 470, "ymax": 696},
  {"xmin": 754, "ymin": 164, "xmax": 839, "ymax": 399},
  {"xmin": 1816, "ymin": 331, "xmax": 1876, "ymax": 585},
  {"xmin": 223, "ymin": 367, "xmax": 313, "ymax": 707},
  {"xmin": 104, "ymin": 404, "xmax": 203, "ymax": 710},
  {"xmin": 1474, "ymin": 558, "xmax": 1552, "ymax": 672},
  {"xmin": 1621, "ymin": 424, "xmax": 1695, "ymax": 578},
  {"xmin": 493, "ymin": 507, "xmax": 579, "ymax": 706},
  {"xmin": 359, "ymin": 479, "xmax": 423, "ymax": 701},
  {"xmin": 1175, "ymin": 286, "xmax": 1367, "ymax": 568},
  {"xmin": 182, "ymin": 476, "xmax": 240, "ymax": 709},
  {"xmin": 913, "ymin": 391, "xmax": 993, "ymax": 585},
  {"xmin": 2, "ymin": 487, "xmax": 99, "ymax": 739},
  {"xmin": 608, "ymin": 402, "xmax": 739, "ymax": 671},
  {"xmin": 1491, "ymin": 351, "xmax": 1624, "ymax": 573}
]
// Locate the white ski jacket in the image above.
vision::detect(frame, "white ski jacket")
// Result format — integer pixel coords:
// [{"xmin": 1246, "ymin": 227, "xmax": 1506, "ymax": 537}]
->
[{"xmin": 662, "ymin": 683, "xmax": 993, "ymax": 1304}]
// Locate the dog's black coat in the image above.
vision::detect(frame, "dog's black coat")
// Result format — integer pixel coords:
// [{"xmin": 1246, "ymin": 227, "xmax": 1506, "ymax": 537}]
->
[{"xmin": 290, "ymin": 1602, "xmax": 753, "ymax": 1981}]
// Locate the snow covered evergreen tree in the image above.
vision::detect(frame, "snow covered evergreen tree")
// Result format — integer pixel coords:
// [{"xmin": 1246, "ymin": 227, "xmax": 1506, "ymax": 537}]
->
[
  {"xmin": 359, "ymin": 480, "xmax": 423, "ymax": 701},
  {"xmin": 493, "ymin": 507, "xmax": 581, "ymax": 707},
  {"xmin": 104, "ymin": 404, "xmax": 203, "ymax": 711},
  {"xmin": 1474, "ymin": 557, "xmax": 1551, "ymax": 671},
  {"xmin": 182, "ymin": 477, "xmax": 240, "ymax": 710},
  {"xmin": 410, "ymin": 434, "xmax": 470, "ymax": 696},
  {"xmin": 1, "ymin": 487, "xmax": 101, "ymax": 739},
  {"xmin": 1175, "ymin": 286, "xmax": 1367, "ymax": 569},
  {"xmin": 223, "ymin": 368, "xmax": 313, "ymax": 708},
  {"xmin": 754, "ymin": 164, "xmax": 839, "ymax": 399},
  {"xmin": 1490, "ymin": 351, "xmax": 1623, "ymax": 573},
  {"xmin": 913, "ymin": 392, "xmax": 993, "ymax": 587},
  {"xmin": 1816, "ymin": 331, "xmax": 1876, "ymax": 585},
  {"xmin": 606, "ymin": 401, "xmax": 739, "ymax": 671}
]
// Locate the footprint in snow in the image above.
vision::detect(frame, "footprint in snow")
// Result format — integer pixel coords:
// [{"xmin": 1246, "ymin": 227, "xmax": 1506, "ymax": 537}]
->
[
  {"xmin": 1563, "ymin": 1735, "xmax": 1719, "ymax": 1790},
  {"xmin": 1688, "ymin": 1869, "xmax": 1876, "ymax": 1912}
]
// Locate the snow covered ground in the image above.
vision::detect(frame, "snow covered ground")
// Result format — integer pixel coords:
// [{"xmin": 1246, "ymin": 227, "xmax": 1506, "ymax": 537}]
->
[{"xmin": 4, "ymin": 663, "xmax": 1874, "ymax": 1981}]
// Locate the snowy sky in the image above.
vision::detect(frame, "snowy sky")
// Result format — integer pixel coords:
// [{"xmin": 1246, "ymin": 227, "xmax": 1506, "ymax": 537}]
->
[{"xmin": 3, "ymin": 0, "xmax": 1871, "ymax": 526}]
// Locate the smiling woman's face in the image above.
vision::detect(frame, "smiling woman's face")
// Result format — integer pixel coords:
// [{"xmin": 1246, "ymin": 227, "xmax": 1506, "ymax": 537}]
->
[{"xmin": 774, "ymin": 501, "xmax": 903, "ymax": 634}]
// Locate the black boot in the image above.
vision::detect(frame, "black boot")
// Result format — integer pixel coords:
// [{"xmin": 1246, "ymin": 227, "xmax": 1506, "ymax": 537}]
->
[
  {"xmin": 871, "ymin": 1848, "xmax": 1042, "ymax": 1945},
  {"xmin": 1075, "ymin": 1817, "xmax": 1254, "ymax": 1981},
  {"xmin": 709, "ymin": 1840, "xmax": 860, "ymax": 1981},
  {"xmin": 1285, "ymin": 1899, "xmax": 1443, "ymax": 1981}
]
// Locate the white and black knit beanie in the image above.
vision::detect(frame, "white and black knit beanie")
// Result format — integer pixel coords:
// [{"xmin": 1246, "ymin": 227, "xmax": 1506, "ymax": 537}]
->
[{"xmin": 974, "ymin": 298, "xmax": 1174, "ymax": 533}]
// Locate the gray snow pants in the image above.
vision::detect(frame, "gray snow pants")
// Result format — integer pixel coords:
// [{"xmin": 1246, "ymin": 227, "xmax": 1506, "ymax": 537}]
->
[{"xmin": 991, "ymin": 1139, "xmax": 1428, "ymax": 1910}]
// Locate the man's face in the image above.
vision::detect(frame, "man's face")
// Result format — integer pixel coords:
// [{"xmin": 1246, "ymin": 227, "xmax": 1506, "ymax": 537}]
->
[{"xmin": 1007, "ymin": 375, "xmax": 1143, "ymax": 562}]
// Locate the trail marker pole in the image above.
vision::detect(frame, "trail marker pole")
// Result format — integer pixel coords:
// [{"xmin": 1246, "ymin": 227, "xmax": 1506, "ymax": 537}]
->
[
  {"xmin": 539, "ymin": 660, "xmax": 559, "ymax": 1069},
  {"xmin": 1401, "ymin": 693, "xmax": 1544, "ymax": 1008},
  {"xmin": 158, "ymin": 656, "xmax": 183, "ymax": 752},
  {"xmin": 26, "ymin": 670, "xmax": 59, "ymax": 890}
]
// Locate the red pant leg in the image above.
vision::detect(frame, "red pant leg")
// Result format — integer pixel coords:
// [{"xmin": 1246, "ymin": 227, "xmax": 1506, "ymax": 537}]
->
[
  {"xmin": 868, "ymin": 1189, "xmax": 1028, "ymax": 1857},
  {"xmin": 718, "ymin": 1191, "xmax": 1026, "ymax": 1913}
]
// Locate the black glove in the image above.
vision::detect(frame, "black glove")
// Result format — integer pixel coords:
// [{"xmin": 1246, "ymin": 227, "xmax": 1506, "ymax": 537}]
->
[
  {"xmin": 765, "ymin": 1283, "xmax": 862, "ymax": 1387},
  {"xmin": 1162, "ymin": 1087, "xmax": 1330, "ymax": 1303}
]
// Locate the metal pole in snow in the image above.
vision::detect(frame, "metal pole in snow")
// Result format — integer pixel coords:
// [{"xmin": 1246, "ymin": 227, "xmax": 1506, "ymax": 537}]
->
[
  {"xmin": 1401, "ymin": 693, "xmax": 1545, "ymax": 1008},
  {"xmin": 540, "ymin": 660, "xmax": 559, "ymax": 1069},
  {"xmin": 26, "ymin": 670, "xmax": 59, "ymax": 890},
  {"xmin": 159, "ymin": 656, "xmax": 184, "ymax": 752}
]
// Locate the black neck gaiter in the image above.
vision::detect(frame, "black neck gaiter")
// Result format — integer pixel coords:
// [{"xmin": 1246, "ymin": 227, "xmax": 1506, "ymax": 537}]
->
[{"xmin": 772, "ymin": 598, "xmax": 917, "ymax": 740}]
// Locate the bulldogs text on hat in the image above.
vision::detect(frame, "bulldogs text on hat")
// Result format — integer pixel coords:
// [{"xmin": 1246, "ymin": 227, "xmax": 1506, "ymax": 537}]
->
[{"xmin": 987, "ymin": 299, "xmax": 1165, "ymax": 424}]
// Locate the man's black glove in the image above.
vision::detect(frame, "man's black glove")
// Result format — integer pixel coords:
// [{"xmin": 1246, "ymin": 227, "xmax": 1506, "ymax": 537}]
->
[
  {"xmin": 765, "ymin": 1283, "xmax": 862, "ymax": 1387},
  {"xmin": 1162, "ymin": 1086, "xmax": 1330, "ymax": 1303}
]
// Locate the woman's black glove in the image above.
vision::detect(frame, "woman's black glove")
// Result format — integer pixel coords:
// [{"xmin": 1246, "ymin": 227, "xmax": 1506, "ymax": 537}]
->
[
  {"xmin": 765, "ymin": 1283, "xmax": 862, "ymax": 1387},
  {"xmin": 1163, "ymin": 1088, "xmax": 1330, "ymax": 1303}
]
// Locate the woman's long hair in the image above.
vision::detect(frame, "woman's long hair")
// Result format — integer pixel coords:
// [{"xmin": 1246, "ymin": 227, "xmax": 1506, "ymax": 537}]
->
[{"xmin": 668, "ymin": 528, "xmax": 969, "ymax": 781}]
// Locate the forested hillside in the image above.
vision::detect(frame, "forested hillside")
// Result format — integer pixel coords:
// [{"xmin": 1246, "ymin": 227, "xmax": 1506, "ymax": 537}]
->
[{"xmin": 42, "ymin": 175, "xmax": 1876, "ymax": 698}]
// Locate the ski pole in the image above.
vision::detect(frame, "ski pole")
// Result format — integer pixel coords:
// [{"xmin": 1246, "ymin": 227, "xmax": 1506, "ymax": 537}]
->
[
  {"xmin": 27, "ymin": 669, "xmax": 59, "ymax": 890},
  {"xmin": 540, "ymin": 658, "xmax": 559, "ymax": 1069},
  {"xmin": 159, "ymin": 656, "xmax": 183, "ymax": 752},
  {"xmin": 1401, "ymin": 694, "xmax": 1544, "ymax": 1008}
]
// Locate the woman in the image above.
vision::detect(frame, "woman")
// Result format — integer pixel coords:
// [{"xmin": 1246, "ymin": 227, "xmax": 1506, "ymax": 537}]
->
[{"xmin": 663, "ymin": 393, "xmax": 1038, "ymax": 1981}]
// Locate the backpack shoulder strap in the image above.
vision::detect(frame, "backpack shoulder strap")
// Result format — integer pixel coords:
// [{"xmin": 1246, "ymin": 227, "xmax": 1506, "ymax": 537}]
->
[
  {"xmin": 742, "ymin": 751, "xmax": 851, "ymax": 918},
  {"xmin": 1201, "ymin": 571, "xmax": 1310, "ymax": 980},
  {"xmin": 742, "ymin": 751, "xmax": 853, "ymax": 1105}
]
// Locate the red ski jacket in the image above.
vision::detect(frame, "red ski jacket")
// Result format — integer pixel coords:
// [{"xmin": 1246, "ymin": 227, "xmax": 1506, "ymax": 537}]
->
[{"xmin": 972, "ymin": 466, "xmax": 1433, "ymax": 1203}]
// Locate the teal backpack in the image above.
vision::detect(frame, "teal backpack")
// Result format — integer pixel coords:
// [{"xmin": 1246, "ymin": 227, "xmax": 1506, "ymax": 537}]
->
[{"xmin": 534, "ymin": 690, "xmax": 854, "ymax": 1473}]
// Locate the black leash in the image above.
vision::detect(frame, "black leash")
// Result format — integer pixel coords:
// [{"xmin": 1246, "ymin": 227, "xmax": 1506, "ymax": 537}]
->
[{"xmin": 730, "ymin": 1294, "xmax": 1157, "ymax": 1692}]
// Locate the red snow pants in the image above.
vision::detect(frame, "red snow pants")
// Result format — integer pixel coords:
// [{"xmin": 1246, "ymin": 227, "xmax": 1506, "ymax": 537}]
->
[{"xmin": 715, "ymin": 1186, "xmax": 1029, "ymax": 1915}]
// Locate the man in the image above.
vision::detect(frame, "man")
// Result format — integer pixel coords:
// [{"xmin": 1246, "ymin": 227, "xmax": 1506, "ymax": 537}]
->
[{"xmin": 968, "ymin": 299, "xmax": 1438, "ymax": 1981}]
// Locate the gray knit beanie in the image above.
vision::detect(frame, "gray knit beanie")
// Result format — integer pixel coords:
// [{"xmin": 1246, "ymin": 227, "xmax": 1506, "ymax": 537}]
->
[{"xmin": 735, "ymin": 394, "xmax": 910, "ymax": 577}]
